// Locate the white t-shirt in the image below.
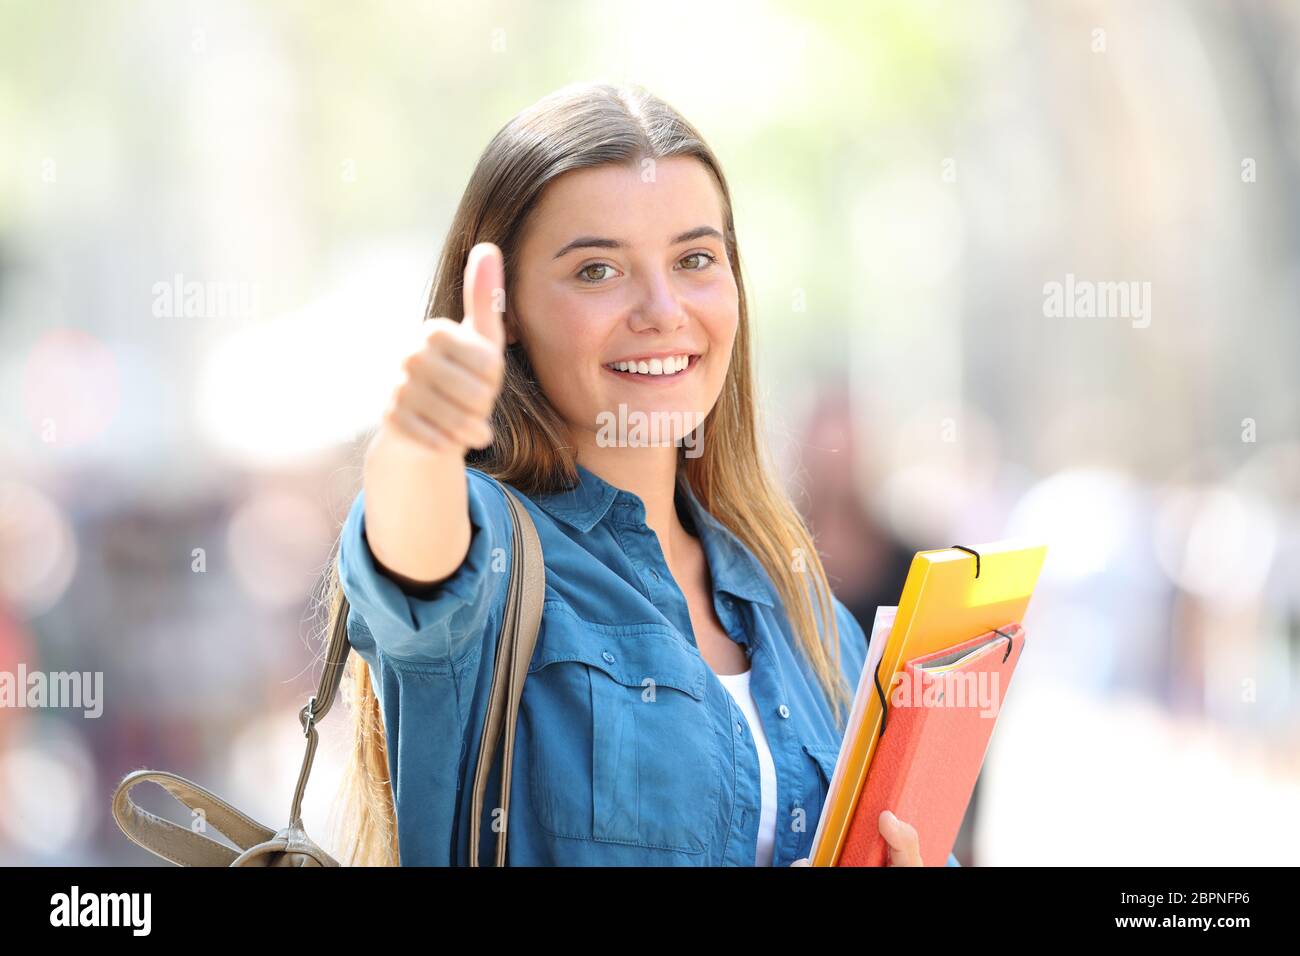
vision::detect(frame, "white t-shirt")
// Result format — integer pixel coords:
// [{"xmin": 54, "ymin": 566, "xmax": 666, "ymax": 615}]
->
[{"xmin": 715, "ymin": 667, "xmax": 778, "ymax": 866}]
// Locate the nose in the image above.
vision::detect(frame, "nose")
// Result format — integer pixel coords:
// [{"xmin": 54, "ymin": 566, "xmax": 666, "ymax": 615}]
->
[{"xmin": 627, "ymin": 269, "xmax": 686, "ymax": 335}]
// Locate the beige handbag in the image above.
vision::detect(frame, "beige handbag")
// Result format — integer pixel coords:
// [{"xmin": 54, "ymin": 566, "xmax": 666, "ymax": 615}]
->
[{"xmin": 111, "ymin": 484, "xmax": 545, "ymax": 866}]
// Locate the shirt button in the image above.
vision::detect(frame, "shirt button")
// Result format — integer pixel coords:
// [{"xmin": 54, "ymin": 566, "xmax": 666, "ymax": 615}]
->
[
  {"xmin": 602, "ymin": 651, "xmax": 615, "ymax": 663},
  {"xmin": 778, "ymin": 704, "xmax": 790, "ymax": 719},
  {"xmin": 721, "ymin": 595, "xmax": 734, "ymax": 608},
  {"xmin": 649, "ymin": 569, "xmax": 661, "ymax": 582},
  {"xmin": 735, "ymin": 720, "xmax": 744, "ymax": 735}
]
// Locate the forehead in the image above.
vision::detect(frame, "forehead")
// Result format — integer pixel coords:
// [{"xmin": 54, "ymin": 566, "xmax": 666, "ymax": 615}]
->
[{"xmin": 525, "ymin": 155, "xmax": 726, "ymax": 243}]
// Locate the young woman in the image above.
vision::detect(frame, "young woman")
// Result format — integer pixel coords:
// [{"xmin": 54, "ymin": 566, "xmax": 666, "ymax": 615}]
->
[{"xmin": 322, "ymin": 81, "xmax": 958, "ymax": 867}]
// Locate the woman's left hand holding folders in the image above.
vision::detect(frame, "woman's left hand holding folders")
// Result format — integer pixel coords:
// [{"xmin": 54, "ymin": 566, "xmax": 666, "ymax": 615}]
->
[{"xmin": 790, "ymin": 809, "xmax": 923, "ymax": 867}]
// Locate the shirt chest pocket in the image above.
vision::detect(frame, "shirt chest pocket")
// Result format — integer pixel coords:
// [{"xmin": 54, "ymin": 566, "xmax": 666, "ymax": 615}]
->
[
  {"xmin": 802, "ymin": 743, "xmax": 840, "ymax": 827},
  {"xmin": 791, "ymin": 742, "xmax": 841, "ymax": 860},
  {"xmin": 524, "ymin": 605, "xmax": 722, "ymax": 854}
]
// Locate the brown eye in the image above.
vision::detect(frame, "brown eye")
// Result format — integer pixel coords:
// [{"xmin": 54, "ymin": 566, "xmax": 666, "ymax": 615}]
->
[
  {"xmin": 679, "ymin": 252, "xmax": 717, "ymax": 271},
  {"xmin": 578, "ymin": 263, "xmax": 614, "ymax": 283}
]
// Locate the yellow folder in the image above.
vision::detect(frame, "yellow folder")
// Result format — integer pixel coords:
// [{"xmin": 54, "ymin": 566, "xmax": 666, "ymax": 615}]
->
[{"xmin": 810, "ymin": 540, "xmax": 1048, "ymax": 866}]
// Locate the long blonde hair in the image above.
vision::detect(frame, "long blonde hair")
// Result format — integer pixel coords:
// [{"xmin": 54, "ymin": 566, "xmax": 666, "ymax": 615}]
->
[{"xmin": 320, "ymin": 81, "xmax": 851, "ymax": 866}]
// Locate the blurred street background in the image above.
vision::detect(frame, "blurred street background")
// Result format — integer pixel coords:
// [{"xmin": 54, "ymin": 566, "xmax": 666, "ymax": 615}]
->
[{"xmin": 1, "ymin": 0, "xmax": 1298, "ymax": 864}]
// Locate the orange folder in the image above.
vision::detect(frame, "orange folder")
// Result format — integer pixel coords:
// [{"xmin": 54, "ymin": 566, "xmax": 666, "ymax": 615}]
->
[
  {"xmin": 838, "ymin": 622, "xmax": 1026, "ymax": 866},
  {"xmin": 810, "ymin": 540, "xmax": 1047, "ymax": 867}
]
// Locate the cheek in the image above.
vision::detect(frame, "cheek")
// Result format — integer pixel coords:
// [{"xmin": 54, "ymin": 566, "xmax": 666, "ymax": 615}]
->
[
  {"xmin": 692, "ymin": 285, "xmax": 739, "ymax": 396},
  {"xmin": 687, "ymin": 280, "xmax": 739, "ymax": 348},
  {"xmin": 542, "ymin": 300, "xmax": 609, "ymax": 360},
  {"xmin": 521, "ymin": 287, "xmax": 608, "ymax": 399}
]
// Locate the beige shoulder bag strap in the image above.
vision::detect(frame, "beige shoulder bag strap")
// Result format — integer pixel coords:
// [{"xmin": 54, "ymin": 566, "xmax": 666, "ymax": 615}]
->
[
  {"xmin": 111, "ymin": 481, "xmax": 545, "ymax": 867},
  {"xmin": 468, "ymin": 484, "xmax": 545, "ymax": 866}
]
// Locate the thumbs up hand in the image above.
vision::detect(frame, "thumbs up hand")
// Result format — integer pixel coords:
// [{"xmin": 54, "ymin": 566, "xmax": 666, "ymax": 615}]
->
[{"xmin": 381, "ymin": 242, "xmax": 509, "ymax": 456}]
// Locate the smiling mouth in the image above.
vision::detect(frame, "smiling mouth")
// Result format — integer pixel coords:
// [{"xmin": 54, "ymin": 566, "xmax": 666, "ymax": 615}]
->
[{"xmin": 602, "ymin": 354, "xmax": 700, "ymax": 379}]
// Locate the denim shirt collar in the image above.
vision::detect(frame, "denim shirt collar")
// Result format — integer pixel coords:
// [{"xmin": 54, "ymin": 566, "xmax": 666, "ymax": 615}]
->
[{"xmin": 531, "ymin": 461, "xmax": 776, "ymax": 608}]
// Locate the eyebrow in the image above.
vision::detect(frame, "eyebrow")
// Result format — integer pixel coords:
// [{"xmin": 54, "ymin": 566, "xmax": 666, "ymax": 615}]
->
[{"xmin": 551, "ymin": 225, "xmax": 724, "ymax": 259}]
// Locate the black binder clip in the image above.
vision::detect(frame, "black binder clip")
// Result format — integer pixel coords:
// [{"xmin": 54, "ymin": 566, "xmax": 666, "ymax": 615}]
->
[
  {"xmin": 951, "ymin": 545, "xmax": 981, "ymax": 578},
  {"xmin": 873, "ymin": 655, "xmax": 891, "ymax": 737},
  {"xmin": 991, "ymin": 626, "xmax": 1015, "ymax": 663}
]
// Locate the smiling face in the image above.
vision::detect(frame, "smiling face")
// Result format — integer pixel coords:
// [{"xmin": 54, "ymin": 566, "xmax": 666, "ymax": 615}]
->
[{"xmin": 509, "ymin": 155, "xmax": 740, "ymax": 453}]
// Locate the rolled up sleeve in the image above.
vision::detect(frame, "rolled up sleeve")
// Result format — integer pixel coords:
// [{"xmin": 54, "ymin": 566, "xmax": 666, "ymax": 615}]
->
[{"xmin": 337, "ymin": 467, "xmax": 514, "ymax": 667}]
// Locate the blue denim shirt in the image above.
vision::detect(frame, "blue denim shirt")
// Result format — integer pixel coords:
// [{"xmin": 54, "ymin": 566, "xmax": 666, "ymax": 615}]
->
[{"xmin": 338, "ymin": 462, "xmax": 961, "ymax": 867}]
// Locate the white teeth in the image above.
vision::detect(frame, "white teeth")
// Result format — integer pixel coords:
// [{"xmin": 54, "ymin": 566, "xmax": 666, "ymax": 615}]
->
[{"xmin": 607, "ymin": 354, "xmax": 692, "ymax": 375}]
